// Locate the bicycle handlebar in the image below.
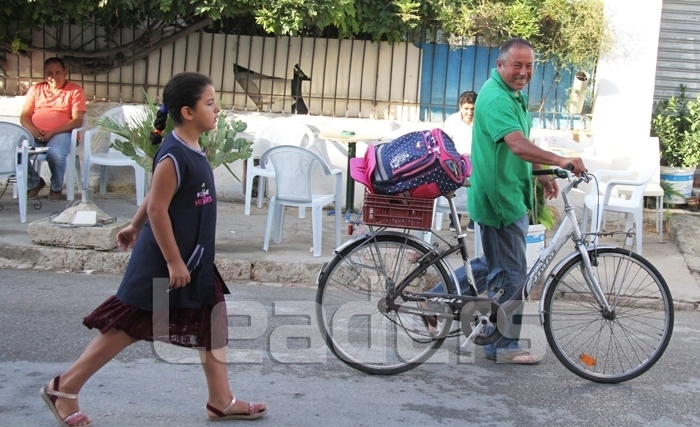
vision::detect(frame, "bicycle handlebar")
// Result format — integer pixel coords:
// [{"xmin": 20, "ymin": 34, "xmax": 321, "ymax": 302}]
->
[{"xmin": 533, "ymin": 166, "xmax": 589, "ymax": 182}]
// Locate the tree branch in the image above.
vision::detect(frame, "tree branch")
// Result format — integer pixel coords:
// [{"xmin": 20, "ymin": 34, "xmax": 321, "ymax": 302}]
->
[{"xmin": 18, "ymin": 18, "xmax": 212, "ymax": 75}]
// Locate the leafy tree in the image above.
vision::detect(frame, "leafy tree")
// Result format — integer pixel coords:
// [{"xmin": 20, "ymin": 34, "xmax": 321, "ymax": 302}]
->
[
  {"xmin": 405, "ymin": 0, "xmax": 610, "ymax": 70},
  {"xmin": 1, "ymin": 0, "xmax": 210, "ymax": 73},
  {"xmin": 1, "ymin": 0, "xmax": 610, "ymax": 74}
]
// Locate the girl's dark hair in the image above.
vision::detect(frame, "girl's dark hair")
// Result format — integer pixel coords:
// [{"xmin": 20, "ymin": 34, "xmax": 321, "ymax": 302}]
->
[{"xmin": 150, "ymin": 72, "xmax": 214, "ymax": 145}]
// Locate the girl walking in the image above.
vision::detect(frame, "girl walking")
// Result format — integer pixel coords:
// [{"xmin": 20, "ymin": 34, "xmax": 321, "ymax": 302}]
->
[{"xmin": 40, "ymin": 72, "xmax": 267, "ymax": 426}]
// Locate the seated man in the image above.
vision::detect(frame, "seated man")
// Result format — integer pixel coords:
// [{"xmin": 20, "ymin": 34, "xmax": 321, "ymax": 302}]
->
[{"xmin": 20, "ymin": 57, "xmax": 86, "ymax": 201}]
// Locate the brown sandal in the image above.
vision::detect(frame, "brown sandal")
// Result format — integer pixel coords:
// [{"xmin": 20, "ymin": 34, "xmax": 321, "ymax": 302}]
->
[{"xmin": 206, "ymin": 397, "xmax": 268, "ymax": 421}]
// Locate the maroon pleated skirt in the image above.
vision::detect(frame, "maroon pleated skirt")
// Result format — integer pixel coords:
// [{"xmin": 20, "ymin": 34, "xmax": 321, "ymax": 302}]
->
[{"xmin": 83, "ymin": 272, "xmax": 228, "ymax": 350}]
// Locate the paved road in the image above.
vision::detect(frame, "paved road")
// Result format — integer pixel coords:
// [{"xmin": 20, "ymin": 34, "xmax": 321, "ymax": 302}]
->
[{"xmin": 1, "ymin": 269, "xmax": 699, "ymax": 427}]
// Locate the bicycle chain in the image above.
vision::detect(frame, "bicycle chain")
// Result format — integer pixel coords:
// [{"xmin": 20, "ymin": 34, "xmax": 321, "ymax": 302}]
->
[
  {"xmin": 381, "ymin": 309, "xmax": 462, "ymax": 344},
  {"xmin": 382, "ymin": 302, "xmax": 501, "ymax": 345}
]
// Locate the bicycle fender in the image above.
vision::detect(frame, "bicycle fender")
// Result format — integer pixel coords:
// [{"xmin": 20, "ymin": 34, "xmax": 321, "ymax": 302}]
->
[
  {"xmin": 538, "ymin": 244, "xmax": 617, "ymax": 325},
  {"xmin": 332, "ymin": 230, "xmax": 438, "ymax": 253},
  {"xmin": 318, "ymin": 231, "xmax": 430, "ymax": 284},
  {"xmin": 318, "ymin": 231, "xmax": 461, "ymax": 295},
  {"xmin": 315, "ymin": 235, "xmax": 380, "ymax": 286}
]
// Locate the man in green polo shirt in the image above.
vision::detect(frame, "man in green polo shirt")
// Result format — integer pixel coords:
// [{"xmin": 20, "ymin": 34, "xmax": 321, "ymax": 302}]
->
[{"xmin": 467, "ymin": 38, "xmax": 586, "ymax": 364}]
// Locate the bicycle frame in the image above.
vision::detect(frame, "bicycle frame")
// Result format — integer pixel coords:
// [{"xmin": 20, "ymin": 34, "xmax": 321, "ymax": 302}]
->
[
  {"xmin": 358, "ymin": 170, "xmax": 616, "ymax": 334},
  {"xmin": 444, "ymin": 172, "xmax": 615, "ymax": 308}
]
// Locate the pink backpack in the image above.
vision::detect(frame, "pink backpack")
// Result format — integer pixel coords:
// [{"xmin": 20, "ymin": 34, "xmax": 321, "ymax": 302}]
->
[{"xmin": 350, "ymin": 128, "xmax": 471, "ymax": 199}]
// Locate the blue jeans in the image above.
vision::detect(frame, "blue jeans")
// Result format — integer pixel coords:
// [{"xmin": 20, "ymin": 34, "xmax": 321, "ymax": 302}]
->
[
  {"xmin": 428, "ymin": 215, "xmax": 529, "ymax": 356},
  {"xmin": 29, "ymin": 132, "xmax": 71, "ymax": 192}
]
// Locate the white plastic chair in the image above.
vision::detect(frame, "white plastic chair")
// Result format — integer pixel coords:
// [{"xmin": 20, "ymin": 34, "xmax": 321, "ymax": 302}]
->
[
  {"xmin": 82, "ymin": 106, "xmax": 147, "ymax": 205},
  {"xmin": 261, "ymin": 145, "xmax": 342, "ymax": 257},
  {"xmin": 435, "ymin": 187, "xmax": 469, "ymax": 230},
  {"xmin": 32, "ymin": 119, "xmax": 87, "ymax": 201},
  {"xmin": 0, "ymin": 122, "xmax": 32, "ymax": 223},
  {"xmin": 581, "ymin": 160, "xmax": 656, "ymax": 255},
  {"xmin": 245, "ymin": 119, "xmax": 315, "ymax": 215},
  {"xmin": 615, "ymin": 137, "xmax": 664, "ymax": 243}
]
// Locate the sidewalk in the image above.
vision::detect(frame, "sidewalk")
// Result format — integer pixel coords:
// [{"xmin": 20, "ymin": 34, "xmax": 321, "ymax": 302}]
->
[{"xmin": 1, "ymin": 188, "xmax": 700, "ymax": 310}]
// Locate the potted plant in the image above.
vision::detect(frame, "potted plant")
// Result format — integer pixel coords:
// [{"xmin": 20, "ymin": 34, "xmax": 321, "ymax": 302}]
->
[
  {"xmin": 95, "ymin": 93, "xmax": 253, "ymax": 181},
  {"xmin": 198, "ymin": 112, "xmax": 253, "ymax": 182},
  {"xmin": 651, "ymin": 84, "xmax": 700, "ymax": 204}
]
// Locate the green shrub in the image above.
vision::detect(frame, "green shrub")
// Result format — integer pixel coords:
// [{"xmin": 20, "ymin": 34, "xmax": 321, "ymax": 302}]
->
[
  {"xmin": 651, "ymin": 84, "xmax": 700, "ymax": 168},
  {"xmin": 199, "ymin": 113, "xmax": 253, "ymax": 182}
]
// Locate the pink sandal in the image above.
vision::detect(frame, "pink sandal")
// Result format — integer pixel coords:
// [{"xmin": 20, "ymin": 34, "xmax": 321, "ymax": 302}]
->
[
  {"xmin": 39, "ymin": 376, "xmax": 92, "ymax": 426},
  {"xmin": 206, "ymin": 397, "xmax": 267, "ymax": 421}
]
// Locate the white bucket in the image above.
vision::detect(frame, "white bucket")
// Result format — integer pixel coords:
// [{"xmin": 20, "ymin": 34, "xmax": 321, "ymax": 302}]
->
[
  {"xmin": 474, "ymin": 222, "xmax": 546, "ymax": 269},
  {"xmin": 660, "ymin": 166, "xmax": 694, "ymax": 205},
  {"xmin": 526, "ymin": 224, "xmax": 546, "ymax": 269}
]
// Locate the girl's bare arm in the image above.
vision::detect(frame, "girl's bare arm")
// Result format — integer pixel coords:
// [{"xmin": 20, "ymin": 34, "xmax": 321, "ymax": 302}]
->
[{"xmin": 147, "ymin": 157, "xmax": 190, "ymax": 288}]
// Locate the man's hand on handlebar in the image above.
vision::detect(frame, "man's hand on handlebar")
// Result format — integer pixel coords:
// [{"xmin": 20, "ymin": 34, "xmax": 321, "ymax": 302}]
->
[{"xmin": 558, "ymin": 157, "xmax": 586, "ymax": 176}]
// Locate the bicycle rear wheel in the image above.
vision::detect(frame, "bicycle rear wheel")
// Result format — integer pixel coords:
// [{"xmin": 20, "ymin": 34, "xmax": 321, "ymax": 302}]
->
[
  {"xmin": 543, "ymin": 248, "xmax": 673, "ymax": 383},
  {"xmin": 316, "ymin": 233, "xmax": 455, "ymax": 375}
]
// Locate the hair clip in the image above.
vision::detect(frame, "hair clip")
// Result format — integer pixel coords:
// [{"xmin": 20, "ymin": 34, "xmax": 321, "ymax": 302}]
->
[{"xmin": 159, "ymin": 104, "xmax": 168, "ymax": 114}]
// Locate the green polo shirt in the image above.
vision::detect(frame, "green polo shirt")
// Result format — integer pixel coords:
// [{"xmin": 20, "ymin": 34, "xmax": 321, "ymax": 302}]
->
[{"xmin": 468, "ymin": 68, "xmax": 533, "ymax": 228}]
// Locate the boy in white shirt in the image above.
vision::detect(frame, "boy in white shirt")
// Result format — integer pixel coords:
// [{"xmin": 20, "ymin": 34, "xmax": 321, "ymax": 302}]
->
[{"xmin": 442, "ymin": 90, "xmax": 477, "ymax": 231}]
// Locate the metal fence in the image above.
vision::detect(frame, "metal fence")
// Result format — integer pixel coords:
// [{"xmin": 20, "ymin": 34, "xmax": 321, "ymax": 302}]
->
[{"xmin": 1, "ymin": 24, "xmax": 591, "ymax": 129}]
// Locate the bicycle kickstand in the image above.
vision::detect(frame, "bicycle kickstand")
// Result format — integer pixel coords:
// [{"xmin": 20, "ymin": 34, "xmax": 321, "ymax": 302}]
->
[{"xmin": 461, "ymin": 315, "xmax": 489, "ymax": 349}]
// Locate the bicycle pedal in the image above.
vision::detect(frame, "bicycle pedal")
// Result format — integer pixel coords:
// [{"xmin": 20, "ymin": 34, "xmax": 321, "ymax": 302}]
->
[{"xmin": 454, "ymin": 347, "xmax": 473, "ymax": 357}]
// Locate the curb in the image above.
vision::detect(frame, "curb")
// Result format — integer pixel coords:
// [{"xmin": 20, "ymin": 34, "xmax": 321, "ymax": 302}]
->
[
  {"xmin": 0, "ymin": 244, "xmax": 325, "ymax": 286},
  {"xmin": 1, "ymin": 241, "xmax": 698, "ymax": 311}
]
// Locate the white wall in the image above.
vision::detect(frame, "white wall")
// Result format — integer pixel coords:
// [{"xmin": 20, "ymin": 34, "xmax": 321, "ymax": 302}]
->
[
  {"xmin": 1, "ymin": 30, "xmax": 424, "ymax": 121},
  {"xmin": 534, "ymin": 0, "xmax": 663, "ymax": 215},
  {"xmin": 545, "ymin": 0, "xmax": 663, "ymax": 160},
  {"xmin": 591, "ymin": 0, "xmax": 663, "ymax": 159}
]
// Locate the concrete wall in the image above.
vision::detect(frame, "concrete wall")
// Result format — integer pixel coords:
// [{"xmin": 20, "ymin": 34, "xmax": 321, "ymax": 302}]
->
[
  {"xmin": 542, "ymin": 0, "xmax": 663, "ymax": 157},
  {"xmin": 0, "ymin": 29, "xmax": 424, "ymax": 121}
]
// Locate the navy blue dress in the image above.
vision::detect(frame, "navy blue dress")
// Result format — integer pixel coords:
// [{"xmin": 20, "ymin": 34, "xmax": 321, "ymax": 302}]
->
[{"xmin": 83, "ymin": 133, "xmax": 229, "ymax": 350}]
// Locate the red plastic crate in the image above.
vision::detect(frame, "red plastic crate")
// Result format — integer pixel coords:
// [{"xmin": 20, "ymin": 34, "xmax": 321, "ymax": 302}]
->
[{"xmin": 362, "ymin": 193, "xmax": 435, "ymax": 231}]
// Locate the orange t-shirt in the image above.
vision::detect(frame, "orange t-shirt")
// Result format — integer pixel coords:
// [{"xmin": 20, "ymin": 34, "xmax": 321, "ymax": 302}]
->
[{"xmin": 26, "ymin": 81, "xmax": 86, "ymax": 131}]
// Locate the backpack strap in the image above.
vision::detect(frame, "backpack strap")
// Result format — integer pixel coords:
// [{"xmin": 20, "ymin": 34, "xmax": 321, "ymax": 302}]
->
[{"xmin": 349, "ymin": 143, "xmax": 377, "ymax": 193}]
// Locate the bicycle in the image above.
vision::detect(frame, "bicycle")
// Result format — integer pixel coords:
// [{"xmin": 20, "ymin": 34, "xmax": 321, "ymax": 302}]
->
[{"xmin": 315, "ymin": 168, "xmax": 674, "ymax": 383}]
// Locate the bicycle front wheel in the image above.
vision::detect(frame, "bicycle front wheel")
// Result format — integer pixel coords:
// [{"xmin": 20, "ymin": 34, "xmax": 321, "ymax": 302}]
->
[
  {"xmin": 544, "ymin": 248, "xmax": 674, "ymax": 383},
  {"xmin": 316, "ymin": 234, "xmax": 455, "ymax": 375}
]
